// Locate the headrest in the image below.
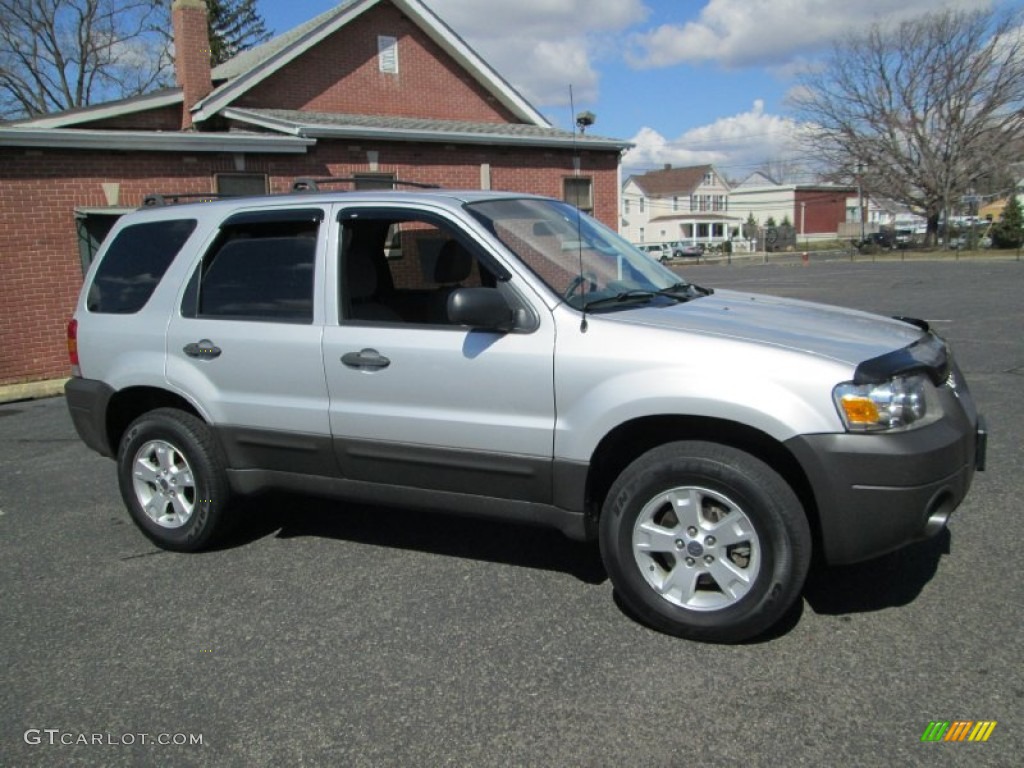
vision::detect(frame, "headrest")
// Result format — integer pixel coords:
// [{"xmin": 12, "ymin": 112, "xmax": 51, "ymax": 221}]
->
[{"xmin": 434, "ymin": 240, "xmax": 473, "ymax": 284}]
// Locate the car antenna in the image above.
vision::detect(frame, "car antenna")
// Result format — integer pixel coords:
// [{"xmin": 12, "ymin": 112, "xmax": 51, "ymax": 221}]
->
[{"xmin": 570, "ymin": 85, "xmax": 588, "ymax": 333}]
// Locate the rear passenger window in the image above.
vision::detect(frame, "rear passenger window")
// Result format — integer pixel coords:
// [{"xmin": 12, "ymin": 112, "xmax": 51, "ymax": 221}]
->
[
  {"xmin": 87, "ymin": 219, "xmax": 196, "ymax": 313},
  {"xmin": 183, "ymin": 210, "xmax": 321, "ymax": 323}
]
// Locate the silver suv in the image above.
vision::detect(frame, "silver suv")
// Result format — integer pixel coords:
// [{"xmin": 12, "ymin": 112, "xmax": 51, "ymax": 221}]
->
[{"xmin": 65, "ymin": 187, "xmax": 986, "ymax": 643}]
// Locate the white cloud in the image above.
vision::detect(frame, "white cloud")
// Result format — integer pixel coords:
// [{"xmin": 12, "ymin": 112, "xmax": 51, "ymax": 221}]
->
[
  {"xmin": 623, "ymin": 100, "xmax": 809, "ymax": 179},
  {"xmin": 626, "ymin": 0, "xmax": 993, "ymax": 69},
  {"xmin": 428, "ymin": 0, "xmax": 648, "ymax": 107}
]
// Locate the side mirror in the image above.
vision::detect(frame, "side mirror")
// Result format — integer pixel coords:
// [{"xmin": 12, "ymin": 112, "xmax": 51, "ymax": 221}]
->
[{"xmin": 448, "ymin": 287, "xmax": 515, "ymax": 331}]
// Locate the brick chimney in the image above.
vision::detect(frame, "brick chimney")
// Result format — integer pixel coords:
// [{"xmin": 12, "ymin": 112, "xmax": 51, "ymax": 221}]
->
[{"xmin": 172, "ymin": 0, "xmax": 213, "ymax": 129}]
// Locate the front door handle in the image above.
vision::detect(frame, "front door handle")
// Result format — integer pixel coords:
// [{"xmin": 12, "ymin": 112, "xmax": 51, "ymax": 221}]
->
[
  {"xmin": 184, "ymin": 340, "xmax": 221, "ymax": 360},
  {"xmin": 341, "ymin": 348, "xmax": 391, "ymax": 370}
]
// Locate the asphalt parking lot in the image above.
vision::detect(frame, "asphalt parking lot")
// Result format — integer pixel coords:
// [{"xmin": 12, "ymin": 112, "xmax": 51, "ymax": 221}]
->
[{"xmin": 2, "ymin": 259, "xmax": 1021, "ymax": 767}]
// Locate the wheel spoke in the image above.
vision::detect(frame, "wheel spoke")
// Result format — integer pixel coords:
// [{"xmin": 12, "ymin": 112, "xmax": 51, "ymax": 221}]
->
[
  {"xmin": 665, "ymin": 488, "xmax": 702, "ymax": 529},
  {"xmin": 133, "ymin": 457, "xmax": 160, "ymax": 485},
  {"xmin": 635, "ymin": 520, "xmax": 681, "ymax": 553},
  {"xmin": 660, "ymin": 562, "xmax": 701, "ymax": 602},
  {"xmin": 146, "ymin": 493, "xmax": 169, "ymax": 523},
  {"xmin": 706, "ymin": 556, "xmax": 753, "ymax": 600},
  {"xmin": 154, "ymin": 444, "xmax": 174, "ymax": 472},
  {"xmin": 705, "ymin": 510, "xmax": 755, "ymax": 548},
  {"xmin": 169, "ymin": 492, "xmax": 192, "ymax": 524}
]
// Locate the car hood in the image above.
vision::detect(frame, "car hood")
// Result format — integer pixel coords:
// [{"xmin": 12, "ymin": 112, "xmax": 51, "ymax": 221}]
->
[{"xmin": 608, "ymin": 289, "xmax": 926, "ymax": 368}]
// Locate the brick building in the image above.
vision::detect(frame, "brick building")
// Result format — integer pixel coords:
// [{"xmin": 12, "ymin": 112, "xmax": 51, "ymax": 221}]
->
[
  {"xmin": 730, "ymin": 172, "xmax": 855, "ymax": 240},
  {"xmin": 0, "ymin": 0, "xmax": 629, "ymax": 392}
]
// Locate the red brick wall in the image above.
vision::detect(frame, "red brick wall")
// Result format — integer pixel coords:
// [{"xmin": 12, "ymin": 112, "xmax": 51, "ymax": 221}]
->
[
  {"xmin": 0, "ymin": 142, "xmax": 618, "ymax": 385},
  {"xmin": 795, "ymin": 189, "xmax": 854, "ymax": 236},
  {"xmin": 236, "ymin": 1, "xmax": 519, "ymax": 123}
]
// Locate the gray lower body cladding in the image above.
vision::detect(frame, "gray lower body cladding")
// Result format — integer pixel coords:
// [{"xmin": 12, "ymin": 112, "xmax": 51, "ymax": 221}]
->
[{"xmin": 785, "ymin": 404, "xmax": 983, "ymax": 565}]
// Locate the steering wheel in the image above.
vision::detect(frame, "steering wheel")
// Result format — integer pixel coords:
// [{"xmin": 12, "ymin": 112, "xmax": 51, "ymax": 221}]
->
[{"xmin": 563, "ymin": 272, "xmax": 599, "ymax": 300}]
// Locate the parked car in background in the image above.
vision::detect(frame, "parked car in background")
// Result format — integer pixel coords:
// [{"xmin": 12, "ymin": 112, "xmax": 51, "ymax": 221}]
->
[
  {"xmin": 866, "ymin": 231, "xmax": 896, "ymax": 249},
  {"xmin": 669, "ymin": 241, "xmax": 703, "ymax": 258},
  {"xmin": 895, "ymin": 229, "xmax": 914, "ymax": 247},
  {"xmin": 637, "ymin": 243, "xmax": 673, "ymax": 262}
]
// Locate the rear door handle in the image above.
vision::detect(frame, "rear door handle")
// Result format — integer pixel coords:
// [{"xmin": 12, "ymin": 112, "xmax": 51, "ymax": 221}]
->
[
  {"xmin": 341, "ymin": 348, "xmax": 391, "ymax": 370},
  {"xmin": 184, "ymin": 340, "xmax": 221, "ymax": 360}
]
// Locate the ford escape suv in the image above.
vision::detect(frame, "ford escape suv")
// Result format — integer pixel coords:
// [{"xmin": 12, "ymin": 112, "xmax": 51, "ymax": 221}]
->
[{"xmin": 65, "ymin": 186, "xmax": 986, "ymax": 643}]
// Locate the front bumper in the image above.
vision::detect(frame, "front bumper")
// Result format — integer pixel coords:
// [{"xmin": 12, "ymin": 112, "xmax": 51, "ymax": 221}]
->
[{"xmin": 785, "ymin": 388, "xmax": 984, "ymax": 565}]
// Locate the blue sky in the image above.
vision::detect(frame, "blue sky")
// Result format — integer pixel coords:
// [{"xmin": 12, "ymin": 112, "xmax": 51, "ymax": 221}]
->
[{"xmin": 257, "ymin": 0, "xmax": 1009, "ymax": 180}]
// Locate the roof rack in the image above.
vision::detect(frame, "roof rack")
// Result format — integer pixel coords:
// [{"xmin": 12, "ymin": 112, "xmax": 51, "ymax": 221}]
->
[
  {"xmin": 291, "ymin": 176, "xmax": 441, "ymax": 193},
  {"xmin": 141, "ymin": 192, "xmax": 235, "ymax": 207}
]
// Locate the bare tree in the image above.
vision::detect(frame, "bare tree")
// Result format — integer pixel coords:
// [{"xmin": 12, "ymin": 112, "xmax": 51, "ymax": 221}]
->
[
  {"xmin": 755, "ymin": 157, "xmax": 808, "ymax": 185},
  {"xmin": 790, "ymin": 7, "xmax": 1024, "ymax": 243},
  {"xmin": 0, "ymin": 0, "xmax": 170, "ymax": 120}
]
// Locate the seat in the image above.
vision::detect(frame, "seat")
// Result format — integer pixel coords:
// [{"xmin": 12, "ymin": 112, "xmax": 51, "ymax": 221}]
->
[
  {"xmin": 345, "ymin": 246, "xmax": 401, "ymax": 322},
  {"xmin": 429, "ymin": 239, "xmax": 474, "ymax": 323}
]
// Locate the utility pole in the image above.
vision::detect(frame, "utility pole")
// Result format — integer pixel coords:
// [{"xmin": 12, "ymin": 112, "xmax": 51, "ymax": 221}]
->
[{"xmin": 857, "ymin": 163, "xmax": 866, "ymax": 242}]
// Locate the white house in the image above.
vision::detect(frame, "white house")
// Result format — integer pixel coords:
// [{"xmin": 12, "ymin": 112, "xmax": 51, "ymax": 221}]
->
[{"xmin": 621, "ymin": 164, "xmax": 741, "ymax": 245}]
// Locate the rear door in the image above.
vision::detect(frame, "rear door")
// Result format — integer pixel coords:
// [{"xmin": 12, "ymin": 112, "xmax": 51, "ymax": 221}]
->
[{"xmin": 165, "ymin": 207, "xmax": 335, "ymax": 475}]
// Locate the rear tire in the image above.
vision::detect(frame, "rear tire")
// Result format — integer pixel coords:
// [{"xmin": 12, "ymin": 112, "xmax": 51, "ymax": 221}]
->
[
  {"xmin": 117, "ymin": 408, "xmax": 233, "ymax": 552},
  {"xmin": 599, "ymin": 441, "xmax": 811, "ymax": 643}
]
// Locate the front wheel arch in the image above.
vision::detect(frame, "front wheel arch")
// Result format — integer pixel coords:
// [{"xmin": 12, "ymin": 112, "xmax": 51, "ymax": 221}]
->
[{"xmin": 584, "ymin": 416, "xmax": 820, "ymax": 551}]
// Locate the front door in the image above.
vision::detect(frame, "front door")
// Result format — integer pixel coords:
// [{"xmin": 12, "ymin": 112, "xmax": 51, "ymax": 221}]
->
[{"xmin": 321, "ymin": 204, "xmax": 556, "ymax": 502}]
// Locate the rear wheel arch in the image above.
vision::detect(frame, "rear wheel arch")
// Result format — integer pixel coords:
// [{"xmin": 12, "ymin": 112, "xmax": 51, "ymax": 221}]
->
[{"xmin": 105, "ymin": 387, "xmax": 205, "ymax": 455}]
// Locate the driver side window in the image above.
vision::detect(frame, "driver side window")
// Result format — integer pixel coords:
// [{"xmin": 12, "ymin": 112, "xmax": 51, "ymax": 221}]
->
[{"xmin": 339, "ymin": 212, "xmax": 495, "ymax": 325}]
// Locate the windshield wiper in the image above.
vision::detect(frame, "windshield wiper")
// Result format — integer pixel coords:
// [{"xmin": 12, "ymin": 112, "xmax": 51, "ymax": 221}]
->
[
  {"xmin": 581, "ymin": 290, "xmax": 658, "ymax": 311},
  {"xmin": 657, "ymin": 281, "xmax": 714, "ymax": 298}
]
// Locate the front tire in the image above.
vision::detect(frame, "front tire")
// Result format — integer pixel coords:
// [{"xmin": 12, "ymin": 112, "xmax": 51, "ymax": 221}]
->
[
  {"xmin": 600, "ymin": 441, "xmax": 810, "ymax": 643},
  {"xmin": 117, "ymin": 408, "xmax": 233, "ymax": 552}
]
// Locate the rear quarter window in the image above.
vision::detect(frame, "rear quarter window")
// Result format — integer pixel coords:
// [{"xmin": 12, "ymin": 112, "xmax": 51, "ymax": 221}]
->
[{"xmin": 87, "ymin": 219, "xmax": 197, "ymax": 313}]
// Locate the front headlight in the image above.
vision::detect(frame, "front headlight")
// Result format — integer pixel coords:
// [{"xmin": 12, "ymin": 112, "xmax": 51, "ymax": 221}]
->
[{"xmin": 833, "ymin": 373, "xmax": 937, "ymax": 432}]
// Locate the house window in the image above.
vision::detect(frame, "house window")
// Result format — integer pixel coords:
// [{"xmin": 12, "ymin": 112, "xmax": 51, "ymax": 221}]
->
[
  {"xmin": 215, "ymin": 173, "xmax": 268, "ymax": 197},
  {"xmin": 354, "ymin": 173, "xmax": 397, "ymax": 190},
  {"xmin": 378, "ymin": 35, "xmax": 398, "ymax": 74},
  {"xmin": 703, "ymin": 171, "xmax": 714, "ymax": 185},
  {"xmin": 672, "ymin": 196, "xmax": 679, "ymax": 212},
  {"xmin": 639, "ymin": 227, "xmax": 644, "ymax": 242},
  {"xmin": 563, "ymin": 177, "xmax": 593, "ymax": 213},
  {"xmin": 623, "ymin": 199, "xmax": 630, "ymax": 214},
  {"xmin": 639, "ymin": 197, "xmax": 645, "ymax": 213}
]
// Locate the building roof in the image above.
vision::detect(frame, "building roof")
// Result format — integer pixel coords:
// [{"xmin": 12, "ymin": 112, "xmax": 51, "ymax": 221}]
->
[
  {"xmin": 4, "ymin": 89, "xmax": 183, "ymax": 129},
  {"xmin": 10, "ymin": 0, "xmax": 551, "ymax": 132},
  {"xmin": 2, "ymin": 0, "xmax": 633, "ymax": 156},
  {"xmin": 626, "ymin": 165, "xmax": 716, "ymax": 196},
  {"xmin": 194, "ymin": 0, "xmax": 548, "ymax": 127},
  {"xmin": 224, "ymin": 108, "xmax": 631, "ymax": 150},
  {"xmin": 0, "ymin": 127, "xmax": 313, "ymax": 153}
]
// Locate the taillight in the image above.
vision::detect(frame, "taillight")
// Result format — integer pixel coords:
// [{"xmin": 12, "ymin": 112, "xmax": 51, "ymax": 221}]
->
[{"xmin": 67, "ymin": 318, "xmax": 81, "ymax": 376}]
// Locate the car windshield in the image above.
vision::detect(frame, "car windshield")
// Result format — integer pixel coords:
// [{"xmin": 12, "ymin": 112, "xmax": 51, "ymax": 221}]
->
[{"xmin": 466, "ymin": 198, "xmax": 692, "ymax": 311}]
